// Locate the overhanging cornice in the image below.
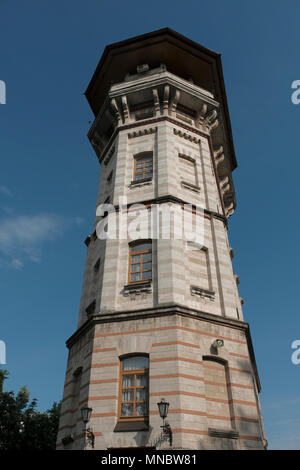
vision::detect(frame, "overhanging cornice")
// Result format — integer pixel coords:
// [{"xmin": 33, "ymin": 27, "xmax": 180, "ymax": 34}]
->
[{"xmin": 84, "ymin": 28, "xmax": 237, "ymax": 171}]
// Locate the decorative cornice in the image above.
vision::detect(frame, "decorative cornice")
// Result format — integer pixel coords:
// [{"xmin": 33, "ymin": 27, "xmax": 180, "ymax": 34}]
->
[
  {"xmin": 121, "ymin": 95, "xmax": 130, "ymax": 123},
  {"xmin": 112, "ymin": 194, "xmax": 227, "ymax": 225},
  {"xmin": 128, "ymin": 126, "xmax": 157, "ymax": 138},
  {"xmin": 173, "ymin": 128, "xmax": 200, "ymax": 143},
  {"xmin": 84, "ymin": 28, "xmax": 237, "ymax": 174},
  {"xmin": 109, "ymin": 71, "xmax": 216, "ymax": 106},
  {"xmin": 67, "ymin": 303, "xmax": 249, "ymax": 348}
]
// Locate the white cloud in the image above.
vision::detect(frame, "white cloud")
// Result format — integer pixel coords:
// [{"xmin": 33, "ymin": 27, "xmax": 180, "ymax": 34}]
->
[
  {"xmin": 0, "ymin": 213, "xmax": 85, "ymax": 269},
  {"xmin": 0, "ymin": 214, "xmax": 74, "ymax": 269}
]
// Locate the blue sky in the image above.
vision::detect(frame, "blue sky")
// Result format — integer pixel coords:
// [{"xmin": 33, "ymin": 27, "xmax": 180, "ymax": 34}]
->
[{"xmin": 0, "ymin": 0, "xmax": 300, "ymax": 450}]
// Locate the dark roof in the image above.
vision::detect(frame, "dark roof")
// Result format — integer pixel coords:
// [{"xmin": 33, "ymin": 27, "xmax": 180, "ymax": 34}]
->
[{"xmin": 85, "ymin": 28, "xmax": 237, "ymax": 170}]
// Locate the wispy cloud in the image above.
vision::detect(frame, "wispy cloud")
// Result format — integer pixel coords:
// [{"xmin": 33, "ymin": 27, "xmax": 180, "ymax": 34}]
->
[
  {"xmin": 2, "ymin": 206, "xmax": 13, "ymax": 214},
  {"xmin": 0, "ymin": 213, "xmax": 83, "ymax": 269},
  {"xmin": 265, "ymin": 396, "xmax": 300, "ymax": 410},
  {"xmin": 10, "ymin": 258, "xmax": 24, "ymax": 270},
  {"xmin": 0, "ymin": 185, "xmax": 12, "ymax": 197},
  {"xmin": 74, "ymin": 217, "xmax": 84, "ymax": 226}
]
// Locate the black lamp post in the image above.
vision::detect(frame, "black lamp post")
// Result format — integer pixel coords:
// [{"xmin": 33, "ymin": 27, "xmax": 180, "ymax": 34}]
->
[
  {"xmin": 157, "ymin": 399, "xmax": 172, "ymax": 447},
  {"xmin": 80, "ymin": 407, "xmax": 95, "ymax": 449}
]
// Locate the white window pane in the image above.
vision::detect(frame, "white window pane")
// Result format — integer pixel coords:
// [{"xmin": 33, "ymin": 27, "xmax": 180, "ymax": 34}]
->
[
  {"xmin": 136, "ymin": 403, "xmax": 147, "ymax": 416},
  {"xmin": 122, "ymin": 375, "xmax": 134, "ymax": 387},
  {"xmin": 122, "ymin": 356, "xmax": 149, "ymax": 370},
  {"xmin": 142, "ymin": 262, "xmax": 152, "ymax": 271},
  {"xmin": 136, "ymin": 374, "xmax": 147, "ymax": 387},
  {"xmin": 136, "ymin": 156, "xmax": 151, "ymax": 163},
  {"xmin": 142, "ymin": 271, "xmax": 152, "ymax": 280},
  {"xmin": 121, "ymin": 403, "xmax": 133, "ymax": 416},
  {"xmin": 136, "ymin": 389, "xmax": 147, "ymax": 401},
  {"xmin": 132, "ymin": 243, "xmax": 151, "ymax": 253},
  {"xmin": 122, "ymin": 389, "xmax": 134, "ymax": 401}
]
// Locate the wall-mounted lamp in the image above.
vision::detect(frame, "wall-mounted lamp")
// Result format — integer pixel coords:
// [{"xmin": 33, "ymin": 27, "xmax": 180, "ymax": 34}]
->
[
  {"xmin": 212, "ymin": 339, "xmax": 224, "ymax": 349},
  {"xmin": 81, "ymin": 406, "xmax": 95, "ymax": 449},
  {"xmin": 157, "ymin": 399, "xmax": 172, "ymax": 447}
]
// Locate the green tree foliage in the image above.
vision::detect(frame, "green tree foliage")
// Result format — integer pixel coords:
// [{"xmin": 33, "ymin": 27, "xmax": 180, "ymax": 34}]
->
[
  {"xmin": 0, "ymin": 369, "xmax": 61, "ymax": 450},
  {"xmin": 0, "ymin": 369, "xmax": 9, "ymax": 393}
]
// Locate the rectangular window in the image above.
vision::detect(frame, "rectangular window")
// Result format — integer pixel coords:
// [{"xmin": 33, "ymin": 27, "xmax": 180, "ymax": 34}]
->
[
  {"xmin": 119, "ymin": 355, "xmax": 149, "ymax": 421},
  {"xmin": 134, "ymin": 153, "xmax": 153, "ymax": 182},
  {"xmin": 128, "ymin": 242, "xmax": 152, "ymax": 284},
  {"xmin": 187, "ymin": 242, "xmax": 210, "ymax": 291},
  {"xmin": 179, "ymin": 154, "xmax": 197, "ymax": 186}
]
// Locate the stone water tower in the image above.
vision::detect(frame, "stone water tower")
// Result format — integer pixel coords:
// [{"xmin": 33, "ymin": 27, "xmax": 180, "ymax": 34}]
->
[{"xmin": 56, "ymin": 28, "xmax": 266, "ymax": 450}]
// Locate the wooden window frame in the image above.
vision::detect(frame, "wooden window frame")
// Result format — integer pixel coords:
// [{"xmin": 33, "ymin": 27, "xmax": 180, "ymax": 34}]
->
[
  {"xmin": 133, "ymin": 153, "xmax": 153, "ymax": 182},
  {"xmin": 118, "ymin": 356, "xmax": 149, "ymax": 423},
  {"xmin": 128, "ymin": 241, "xmax": 152, "ymax": 285}
]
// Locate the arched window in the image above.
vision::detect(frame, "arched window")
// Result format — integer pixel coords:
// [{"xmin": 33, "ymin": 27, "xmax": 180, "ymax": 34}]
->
[
  {"xmin": 128, "ymin": 241, "xmax": 152, "ymax": 284},
  {"xmin": 118, "ymin": 355, "xmax": 149, "ymax": 422},
  {"xmin": 203, "ymin": 356, "xmax": 233, "ymax": 429}
]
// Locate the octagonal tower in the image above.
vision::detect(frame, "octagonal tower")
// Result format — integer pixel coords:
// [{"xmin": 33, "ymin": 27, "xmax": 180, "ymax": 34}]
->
[{"xmin": 56, "ymin": 29, "xmax": 266, "ymax": 450}]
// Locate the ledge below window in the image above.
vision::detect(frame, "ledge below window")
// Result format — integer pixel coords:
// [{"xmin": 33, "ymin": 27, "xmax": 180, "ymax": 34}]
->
[
  {"xmin": 208, "ymin": 428, "xmax": 239, "ymax": 439},
  {"xmin": 181, "ymin": 181, "xmax": 201, "ymax": 193},
  {"xmin": 129, "ymin": 178, "xmax": 152, "ymax": 189},
  {"xmin": 123, "ymin": 281, "xmax": 152, "ymax": 296},
  {"xmin": 190, "ymin": 285, "xmax": 215, "ymax": 301},
  {"xmin": 114, "ymin": 421, "xmax": 149, "ymax": 432}
]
